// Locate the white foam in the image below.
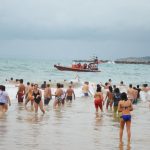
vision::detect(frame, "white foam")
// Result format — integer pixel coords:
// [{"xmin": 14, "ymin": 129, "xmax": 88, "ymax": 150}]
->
[{"xmin": 140, "ymin": 91, "xmax": 150, "ymax": 102}]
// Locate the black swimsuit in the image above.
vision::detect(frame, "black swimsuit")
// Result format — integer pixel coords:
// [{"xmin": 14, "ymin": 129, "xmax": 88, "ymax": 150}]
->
[{"xmin": 33, "ymin": 90, "xmax": 41, "ymax": 104}]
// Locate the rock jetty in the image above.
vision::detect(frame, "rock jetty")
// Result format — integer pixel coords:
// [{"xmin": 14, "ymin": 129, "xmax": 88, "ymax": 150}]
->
[{"xmin": 115, "ymin": 56, "xmax": 150, "ymax": 64}]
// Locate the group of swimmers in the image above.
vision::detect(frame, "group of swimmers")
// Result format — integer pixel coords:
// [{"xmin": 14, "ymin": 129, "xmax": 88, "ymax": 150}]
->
[
  {"xmin": 82, "ymin": 79, "xmax": 150, "ymax": 144},
  {"xmin": 13, "ymin": 79, "xmax": 76, "ymax": 114},
  {"xmin": 2, "ymin": 77, "xmax": 150, "ymax": 144}
]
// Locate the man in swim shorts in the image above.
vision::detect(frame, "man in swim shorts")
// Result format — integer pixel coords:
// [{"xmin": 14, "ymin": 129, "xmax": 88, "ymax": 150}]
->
[
  {"xmin": 65, "ymin": 85, "xmax": 75, "ymax": 102},
  {"xmin": 17, "ymin": 79, "xmax": 25, "ymax": 103}
]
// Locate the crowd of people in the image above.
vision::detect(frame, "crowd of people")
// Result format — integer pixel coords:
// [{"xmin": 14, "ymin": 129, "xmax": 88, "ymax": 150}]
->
[{"xmin": 1, "ymin": 77, "xmax": 150, "ymax": 144}]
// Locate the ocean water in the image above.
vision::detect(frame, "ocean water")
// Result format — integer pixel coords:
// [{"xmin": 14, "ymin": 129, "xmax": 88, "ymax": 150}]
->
[
  {"xmin": 0, "ymin": 58, "xmax": 149, "ymax": 85},
  {"xmin": 0, "ymin": 58, "xmax": 150, "ymax": 150}
]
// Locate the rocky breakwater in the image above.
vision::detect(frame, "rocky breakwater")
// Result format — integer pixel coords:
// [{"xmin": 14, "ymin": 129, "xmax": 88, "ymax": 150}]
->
[{"xmin": 115, "ymin": 56, "xmax": 150, "ymax": 64}]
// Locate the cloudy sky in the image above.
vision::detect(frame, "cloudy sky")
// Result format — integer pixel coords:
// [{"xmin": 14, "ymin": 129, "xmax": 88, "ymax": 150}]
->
[{"xmin": 0, "ymin": 0, "xmax": 150, "ymax": 60}]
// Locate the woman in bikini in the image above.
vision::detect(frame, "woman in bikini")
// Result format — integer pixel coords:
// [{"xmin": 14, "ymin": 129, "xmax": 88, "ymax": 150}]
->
[
  {"xmin": 94, "ymin": 84, "xmax": 103, "ymax": 113},
  {"xmin": 118, "ymin": 92, "xmax": 133, "ymax": 144},
  {"xmin": 33, "ymin": 84, "xmax": 45, "ymax": 114}
]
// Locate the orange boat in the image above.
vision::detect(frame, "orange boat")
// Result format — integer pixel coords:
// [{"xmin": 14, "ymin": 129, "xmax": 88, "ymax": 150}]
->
[{"xmin": 54, "ymin": 57, "xmax": 101, "ymax": 72}]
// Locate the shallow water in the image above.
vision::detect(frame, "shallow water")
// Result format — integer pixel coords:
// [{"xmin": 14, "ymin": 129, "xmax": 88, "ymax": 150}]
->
[
  {"xmin": 0, "ymin": 58, "xmax": 150, "ymax": 150},
  {"xmin": 0, "ymin": 97, "xmax": 150, "ymax": 150}
]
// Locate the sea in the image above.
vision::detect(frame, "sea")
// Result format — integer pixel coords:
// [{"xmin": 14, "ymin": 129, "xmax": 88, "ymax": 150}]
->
[{"xmin": 0, "ymin": 58, "xmax": 150, "ymax": 150}]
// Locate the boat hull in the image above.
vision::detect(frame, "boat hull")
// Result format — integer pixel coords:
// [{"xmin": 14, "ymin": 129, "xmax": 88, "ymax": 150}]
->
[{"xmin": 54, "ymin": 65, "xmax": 100, "ymax": 72}]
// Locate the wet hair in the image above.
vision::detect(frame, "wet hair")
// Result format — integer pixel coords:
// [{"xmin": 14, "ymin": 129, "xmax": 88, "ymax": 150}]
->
[
  {"xmin": 114, "ymin": 88, "xmax": 120, "ymax": 93},
  {"xmin": 1, "ymin": 85, "xmax": 6, "ymax": 91},
  {"xmin": 120, "ymin": 81, "xmax": 124, "ymax": 85},
  {"xmin": 57, "ymin": 83, "xmax": 61, "ymax": 88},
  {"xmin": 47, "ymin": 84, "xmax": 50, "ymax": 87},
  {"xmin": 121, "ymin": 92, "xmax": 128, "ymax": 101},
  {"xmin": 60, "ymin": 84, "xmax": 64, "ymax": 88},
  {"xmin": 109, "ymin": 86, "xmax": 113, "ymax": 93},
  {"xmin": 143, "ymin": 84, "xmax": 148, "ymax": 87},
  {"xmin": 34, "ymin": 84, "xmax": 38, "ymax": 87},
  {"xmin": 97, "ymin": 84, "xmax": 101, "ymax": 88},
  {"xmin": 27, "ymin": 82, "xmax": 30, "ymax": 85},
  {"xmin": 97, "ymin": 85, "xmax": 102, "ymax": 92},
  {"xmin": 10, "ymin": 77, "xmax": 13, "ymax": 80},
  {"xmin": 129, "ymin": 84, "xmax": 132, "ymax": 88},
  {"xmin": 113, "ymin": 85, "xmax": 116, "ymax": 90},
  {"xmin": 105, "ymin": 82, "xmax": 108, "ymax": 86},
  {"xmin": 20, "ymin": 79, "xmax": 23, "ymax": 83}
]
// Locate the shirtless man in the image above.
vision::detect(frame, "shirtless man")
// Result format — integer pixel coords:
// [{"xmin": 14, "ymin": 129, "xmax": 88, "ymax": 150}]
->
[
  {"xmin": 44, "ymin": 84, "xmax": 52, "ymax": 106},
  {"xmin": 53, "ymin": 83, "xmax": 63, "ymax": 108},
  {"xmin": 127, "ymin": 84, "xmax": 135, "ymax": 103},
  {"xmin": 16, "ymin": 79, "xmax": 25, "ymax": 103},
  {"xmin": 65, "ymin": 85, "xmax": 75, "ymax": 102}
]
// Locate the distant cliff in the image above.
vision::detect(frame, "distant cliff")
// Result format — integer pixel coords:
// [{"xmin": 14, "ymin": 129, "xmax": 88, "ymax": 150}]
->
[{"xmin": 115, "ymin": 56, "xmax": 150, "ymax": 64}]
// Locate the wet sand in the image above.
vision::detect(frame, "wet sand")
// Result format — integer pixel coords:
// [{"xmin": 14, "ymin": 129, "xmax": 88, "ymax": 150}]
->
[{"xmin": 0, "ymin": 97, "xmax": 150, "ymax": 150}]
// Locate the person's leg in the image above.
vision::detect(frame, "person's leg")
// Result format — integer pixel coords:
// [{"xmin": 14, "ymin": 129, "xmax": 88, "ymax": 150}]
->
[
  {"xmin": 99, "ymin": 101, "xmax": 103, "ymax": 112},
  {"xmin": 94, "ymin": 101, "xmax": 98, "ymax": 113},
  {"xmin": 106, "ymin": 100, "xmax": 109, "ymax": 110},
  {"xmin": 126, "ymin": 121, "xmax": 131, "ymax": 143},
  {"xmin": 53, "ymin": 99, "xmax": 58, "ymax": 108},
  {"xmin": 34, "ymin": 102, "xmax": 38, "ymax": 113},
  {"xmin": 119, "ymin": 120, "xmax": 125, "ymax": 143},
  {"xmin": 39, "ymin": 101, "xmax": 45, "ymax": 114}
]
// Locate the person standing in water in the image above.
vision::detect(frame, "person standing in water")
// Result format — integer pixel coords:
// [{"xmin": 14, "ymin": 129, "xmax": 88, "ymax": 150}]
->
[
  {"xmin": 44, "ymin": 84, "xmax": 52, "ymax": 106},
  {"xmin": 94, "ymin": 84, "xmax": 103, "ymax": 113},
  {"xmin": 118, "ymin": 92, "xmax": 133, "ymax": 144},
  {"xmin": 16, "ymin": 79, "xmax": 25, "ymax": 103},
  {"xmin": 0, "ymin": 85, "xmax": 11, "ymax": 112},
  {"xmin": 113, "ymin": 88, "xmax": 121, "ymax": 114},
  {"xmin": 33, "ymin": 84, "xmax": 45, "ymax": 114},
  {"xmin": 82, "ymin": 82, "xmax": 91, "ymax": 96},
  {"xmin": 104, "ymin": 86, "xmax": 114, "ymax": 110},
  {"xmin": 65, "ymin": 85, "xmax": 75, "ymax": 102},
  {"xmin": 53, "ymin": 83, "xmax": 63, "ymax": 108}
]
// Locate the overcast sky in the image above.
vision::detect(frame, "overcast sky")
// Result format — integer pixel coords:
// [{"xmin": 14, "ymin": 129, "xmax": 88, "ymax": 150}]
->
[{"xmin": 0, "ymin": 0, "xmax": 150, "ymax": 60}]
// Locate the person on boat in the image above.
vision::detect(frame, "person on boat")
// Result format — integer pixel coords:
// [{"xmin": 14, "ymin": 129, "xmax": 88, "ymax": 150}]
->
[
  {"xmin": 32, "ymin": 84, "xmax": 45, "ymax": 114},
  {"xmin": 83, "ymin": 63, "xmax": 87, "ymax": 69},
  {"xmin": 0, "ymin": 85, "xmax": 11, "ymax": 112},
  {"xmin": 44, "ymin": 84, "xmax": 52, "ymax": 106},
  {"xmin": 53, "ymin": 83, "xmax": 63, "ymax": 108},
  {"xmin": 94, "ymin": 84, "xmax": 103, "ymax": 113},
  {"xmin": 82, "ymin": 82, "xmax": 91, "ymax": 97},
  {"xmin": 65, "ymin": 85, "xmax": 75, "ymax": 102},
  {"xmin": 104, "ymin": 86, "xmax": 114, "ymax": 110},
  {"xmin": 118, "ymin": 92, "xmax": 133, "ymax": 144},
  {"xmin": 113, "ymin": 88, "xmax": 121, "ymax": 114},
  {"xmin": 16, "ymin": 79, "xmax": 25, "ymax": 103}
]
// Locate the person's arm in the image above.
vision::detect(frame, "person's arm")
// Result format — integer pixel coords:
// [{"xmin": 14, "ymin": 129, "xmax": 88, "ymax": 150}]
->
[
  {"xmin": 118, "ymin": 102, "xmax": 122, "ymax": 112},
  {"xmin": 73, "ymin": 90, "xmax": 75, "ymax": 100},
  {"xmin": 104, "ymin": 92, "xmax": 108, "ymax": 104},
  {"xmin": 7, "ymin": 95, "xmax": 11, "ymax": 106},
  {"xmin": 130, "ymin": 102, "xmax": 133, "ymax": 111}
]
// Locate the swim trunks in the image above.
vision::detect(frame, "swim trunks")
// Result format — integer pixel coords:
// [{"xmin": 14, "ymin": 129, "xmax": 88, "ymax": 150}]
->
[{"xmin": 122, "ymin": 115, "xmax": 131, "ymax": 122}]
